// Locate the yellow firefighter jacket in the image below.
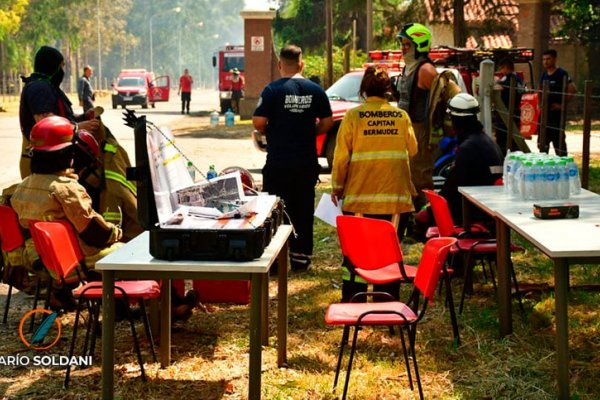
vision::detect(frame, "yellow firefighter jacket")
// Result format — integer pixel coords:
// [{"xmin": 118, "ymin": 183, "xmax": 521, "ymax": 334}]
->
[
  {"xmin": 11, "ymin": 171, "xmax": 122, "ymax": 266},
  {"xmin": 332, "ymin": 97, "xmax": 418, "ymax": 214},
  {"xmin": 100, "ymin": 136, "xmax": 143, "ymax": 242}
]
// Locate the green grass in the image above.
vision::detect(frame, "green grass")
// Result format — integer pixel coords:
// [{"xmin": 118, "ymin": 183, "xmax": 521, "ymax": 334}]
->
[{"xmin": 2, "ymin": 179, "xmax": 600, "ymax": 399}]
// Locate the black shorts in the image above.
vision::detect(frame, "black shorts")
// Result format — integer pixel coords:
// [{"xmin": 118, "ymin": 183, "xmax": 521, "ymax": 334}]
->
[{"xmin": 181, "ymin": 92, "xmax": 191, "ymax": 101}]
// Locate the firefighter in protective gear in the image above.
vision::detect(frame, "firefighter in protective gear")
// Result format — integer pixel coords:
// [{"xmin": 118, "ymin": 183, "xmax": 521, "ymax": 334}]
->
[
  {"xmin": 440, "ymin": 93, "xmax": 503, "ymax": 223},
  {"xmin": 11, "ymin": 116, "xmax": 123, "ymax": 279},
  {"xmin": 76, "ymin": 120, "xmax": 143, "ymax": 242},
  {"xmin": 331, "ymin": 67, "xmax": 418, "ymax": 302},
  {"xmin": 396, "ymin": 23, "xmax": 438, "ymax": 216}
]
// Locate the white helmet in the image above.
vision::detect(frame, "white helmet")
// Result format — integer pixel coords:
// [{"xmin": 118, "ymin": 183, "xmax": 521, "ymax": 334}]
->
[{"xmin": 447, "ymin": 93, "xmax": 480, "ymax": 117}]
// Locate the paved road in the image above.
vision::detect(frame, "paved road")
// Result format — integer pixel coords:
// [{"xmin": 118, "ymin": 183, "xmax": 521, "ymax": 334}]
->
[
  {"xmin": 0, "ymin": 89, "xmax": 275, "ymax": 191},
  {"xmin": 1, "ymin": 90, "xmax": 597, "ymax": 193}
]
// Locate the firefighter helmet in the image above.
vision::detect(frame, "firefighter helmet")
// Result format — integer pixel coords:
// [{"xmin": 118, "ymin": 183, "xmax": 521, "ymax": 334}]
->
[
  {"xmin": 219, "ymin": 166, "xmax": 257, "ymax": 195},
  {"xmin": 75, "ymin": 130, "xmax": 100, "ymax": 157},
  {"xmin": 29, "ymin": 116, "xmax": 75, "ymax": 152},
  {"xmin": 397, "ymin": 23, "xmax": 432, "ymax": 53},
  {"xmin": 447, "ymin": 93, "xmax": 480, "ymax": 117}
]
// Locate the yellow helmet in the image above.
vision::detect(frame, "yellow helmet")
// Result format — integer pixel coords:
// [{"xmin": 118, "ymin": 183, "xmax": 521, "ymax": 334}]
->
[{"xmin": 397, "ymin": 23, "xmax": 432, "ymax": 53}]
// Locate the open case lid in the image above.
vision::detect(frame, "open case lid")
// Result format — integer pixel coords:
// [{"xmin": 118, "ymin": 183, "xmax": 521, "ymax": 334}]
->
[{"xmin": 127, "ymin": 115, "xmax": 159, "ymax": 230}]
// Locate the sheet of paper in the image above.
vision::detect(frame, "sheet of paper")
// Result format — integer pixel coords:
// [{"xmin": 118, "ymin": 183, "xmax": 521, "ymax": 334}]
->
[{"xmin": 314, "ymin": 193, "xmax": 343, "ymax": 227}]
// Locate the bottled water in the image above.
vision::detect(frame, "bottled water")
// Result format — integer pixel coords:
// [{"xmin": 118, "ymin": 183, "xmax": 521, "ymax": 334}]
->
[
  {"xmin": 225, "ymin": 109, "xmax": 235, "ymax": 127},
  {"xmin": 522, "ymin": 161, "xmax": 535, "ymax": 200},
  {"xmin": 187, "ymin": 161, "xmax": 196, "ymax": 182},
  {"xmin": 503, "ymin": 151, "xmax": 512, "ymax": 194},
  {"xmin": 510, "ymin": 156, "xmax": 523, "ymax": 198},
  {"xmin": 210, "ymin": 111, "xmax": 219, "ymax": 127},
  {"xmin": 556, "ymin": 159, "xmax": 570, "ymax": 200},
  {"xmin": 566, "ymin": 156, "xmax": 581, "ymax": 195},
  {"xmin": 207, "ymin": 164, "xmax": 217, "ymax": 180},
  {"xmin": 543, "ymin": 160, "xmax": 557, "ymax": 200},
  {"xmin": 533, "ymin": 160, "xmax": 545, "ymax": 200}
]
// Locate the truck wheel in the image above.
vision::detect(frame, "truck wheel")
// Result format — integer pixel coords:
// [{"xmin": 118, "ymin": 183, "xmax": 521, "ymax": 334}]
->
[
  {"xmin": 142, "ymin": 101, "xmax": 148, "ymax": 109},
  {"xmin": 151, "ymin": 103, "xmax": 156, "ymax": 109},
  {"xmin": 325, "ymin": 131, "xmax": 337, "ymax": 169},
  {"xmin": 112, "ymin": 102, "xmax": 117, "ymax": 109}
]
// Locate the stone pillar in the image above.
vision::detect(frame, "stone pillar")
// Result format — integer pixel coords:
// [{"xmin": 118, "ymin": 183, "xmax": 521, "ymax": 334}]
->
[
  {"xmin": 239, "ymin": 10, "xmax": 278, "ymax": 120},
  {"xmin": 516, "ymin": 0, "xmax": 551, "ymax": 85}
]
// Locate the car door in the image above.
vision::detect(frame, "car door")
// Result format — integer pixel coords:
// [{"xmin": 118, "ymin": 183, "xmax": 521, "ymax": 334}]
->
[{"xmin": 148, "ymin": 75, "xmax": 170, "ymax": 103}]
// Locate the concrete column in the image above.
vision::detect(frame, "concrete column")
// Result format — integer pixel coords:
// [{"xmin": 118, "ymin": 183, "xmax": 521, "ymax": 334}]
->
[
  {"xmin": 240, "ymin": 10, "xmax": 278, "ymax": 120},
  {"xmin": 516, "ymin": 0, "xmax": 551, "ymax": 85}
]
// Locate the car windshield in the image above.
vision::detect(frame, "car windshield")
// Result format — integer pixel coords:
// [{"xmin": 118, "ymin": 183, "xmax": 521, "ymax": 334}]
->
[
  {"xmin": 326, "ymin": 74, "xmax": 363, "ymax": 102},
  {"xmin": 118, "ymin": 77, "xmax": 145, "ymax": 87}
]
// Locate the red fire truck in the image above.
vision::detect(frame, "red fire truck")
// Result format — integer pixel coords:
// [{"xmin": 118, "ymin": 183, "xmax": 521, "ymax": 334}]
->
[{"xmin": 212, "ymin": 45, "xmax": 244, "ymax": 113}]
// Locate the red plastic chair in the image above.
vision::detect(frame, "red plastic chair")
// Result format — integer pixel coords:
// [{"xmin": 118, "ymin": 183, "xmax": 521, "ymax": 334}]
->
[
  {"xmin": 325, "ymin": 236, "xmax": 457, "ymax": 400},
  {"xmin": 0, "ymin": 205, "xmax": 27, "ymax": 324},
  {"xmin": 423, "ymin": 189, "xmax": 524, "ymax": 314},
  {"xmin": 30, "ymin": 221, "xmax": 160, "ymax": 388},
  {"xmin": 336, "ymin": 215, "xmax": 461, "ymax": 344}
]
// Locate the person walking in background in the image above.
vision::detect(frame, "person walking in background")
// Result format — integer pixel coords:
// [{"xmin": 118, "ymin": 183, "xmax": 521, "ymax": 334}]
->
[
  {"xmin": 77, "ymin": 65, "xmax": 95, "ymax": 113},
  {"xmin": 331, "ymin": 66, "xmax": 417, "ymax": 301},
  {"xmin": 178, "ymin": 68, "xmax": 193, "ymax": 114},
  {"xmin": 230, "ymin": 68, "xmax": 244, "ymax": 114},
  {"xmin": 539, "ymin": 49, "xmax": 576, "ymax": 156},
  {"xmin": 494, "ymin": 58, "xmax": 524, "ymax": 155},
  {"xmin": 395, "ymin": 23, "xmax": 438, "ymax": 232},
  {"xmin": 253, "ymin": 44, "xmax": 333, "ymax": 272}
]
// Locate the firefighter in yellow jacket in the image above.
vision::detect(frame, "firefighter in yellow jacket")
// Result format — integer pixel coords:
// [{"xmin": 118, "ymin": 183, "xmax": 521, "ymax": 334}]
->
[
  {"xmin": 11, "ymin": 116, "xmax": 123, "ymax": 280},
  {"xmin": 331, "ymin": 66, "xmax": 418, "ymax": 302}
]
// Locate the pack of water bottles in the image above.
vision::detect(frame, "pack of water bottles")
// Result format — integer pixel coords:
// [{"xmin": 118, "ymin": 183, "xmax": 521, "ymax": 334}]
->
[{"xmin": 503, "ymin": 151, "xmax": 582, "ymax": 201}]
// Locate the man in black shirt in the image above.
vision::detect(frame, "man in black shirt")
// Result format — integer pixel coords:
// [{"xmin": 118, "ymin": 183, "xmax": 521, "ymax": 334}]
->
[
  {"xmin": 539, "ymin": 49, "xmax": 576, "ymax": 156},
  {"xmin": 253, "ymin": 45, "xmax": 333, "ymax": 272}
]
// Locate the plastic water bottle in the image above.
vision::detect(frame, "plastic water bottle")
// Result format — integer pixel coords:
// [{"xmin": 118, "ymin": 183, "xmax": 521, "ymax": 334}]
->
[
  {"xmin": 519, "ymin": 161, "xmax": 532, "ymax": 200},
  {"xmin": 566, "ymin": 156, "xmax": 581, "ymax": 195},
  {"xmin": 187, "ymin": 161, "xmax": 196, "ymax": 182},
  {"xmin": 509, "ymin": 155, "xmax": 522, "ymax": 198},
  {"xmin": 543, "ymin": 160, "xmax": 557, "ymax": 200},
  {"xmin": 556, "ymin": 159, "xmax": 570, "ymax": 200},
  {"xmin": 207, "ymin": 164, "xmax": 217, "ymax": 180},
  {"xmin": 210, "ymin": 111, "xmax": 219, "ymax": 127},
  {"xmin": 503, "ymin": 151, "xmax": 512, "ymax": 194},
  {"xmin": 225, "ymin": 108, "xmax": 235, "ymax": 127},
  {"xmin": 532, "ymin": 160, "xmax": 544, "ymax": 200}
]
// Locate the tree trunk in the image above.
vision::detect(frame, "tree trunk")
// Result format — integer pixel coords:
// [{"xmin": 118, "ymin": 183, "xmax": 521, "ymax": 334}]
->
[{"xmin": 453, "ymin": 0, "xmax": 467, "ymax": 46}]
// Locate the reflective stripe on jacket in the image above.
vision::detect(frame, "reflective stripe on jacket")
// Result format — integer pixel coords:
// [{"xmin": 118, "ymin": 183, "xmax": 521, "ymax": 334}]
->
[{"xmin": 331, "ymin": 97, "xmax": 418, "ymax": 214}]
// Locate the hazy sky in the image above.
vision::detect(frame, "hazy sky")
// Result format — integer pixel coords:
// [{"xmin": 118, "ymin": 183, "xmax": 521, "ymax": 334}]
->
[{"xmin": 244, "ymin": 0, "xmax": 278, "ymax": 10}]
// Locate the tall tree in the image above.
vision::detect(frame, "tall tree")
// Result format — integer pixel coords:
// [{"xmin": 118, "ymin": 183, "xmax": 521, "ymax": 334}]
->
[{"xmin": 554, "ymin": 0, "xmax": 600, "ymax": 82}]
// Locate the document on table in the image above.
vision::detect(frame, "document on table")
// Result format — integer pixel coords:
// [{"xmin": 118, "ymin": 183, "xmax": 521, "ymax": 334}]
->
[{"xmin": 314, "ymin": 193, "xmax": 343, "ymax": 227}]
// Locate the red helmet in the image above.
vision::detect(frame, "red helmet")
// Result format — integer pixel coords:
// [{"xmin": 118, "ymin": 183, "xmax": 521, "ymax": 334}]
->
[
  {"xmin": 75, "ymin": 129, "xmax": 100, "ymax": 159},
  {"xmin": 219, "ymin": 166, "xmax": 257, "ymax": 195},
  {"xmin": 29, "ymin": 116, "xmax": 75, "ymax": 152}
]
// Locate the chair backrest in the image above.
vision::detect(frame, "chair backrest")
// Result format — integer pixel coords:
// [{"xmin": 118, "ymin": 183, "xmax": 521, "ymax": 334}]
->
[
  {"xmin": 414, "ymin": 237, "xmax": 457, "ymax": 300},
  {"xmin": 0, "ymin": 205, "xmax": 25, "ymax": 252},
  {"xmin": 423, "ymin": 189, "xmax": 456, "ymax": 237},
  {"xmin": 336, "ymin": 215, "xmax": 403, "ymax": 271},
  {"xmin": 30, "ymin": 221, "xmax": 83, "ymax": 283}
]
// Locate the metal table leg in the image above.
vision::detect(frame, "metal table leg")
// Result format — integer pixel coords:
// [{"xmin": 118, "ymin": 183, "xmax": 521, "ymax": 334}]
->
[
  {"xmin": 160, "ymin": 280, "xmax": 171, "ymax": 368},
  {"xmin": 554, "ymin": 258, "xmax": 570, "ymax": 399},
  {"xmin": 496, "ymin": 218, "xmax": 513, "ymax": 337},
  {"xmin": 102, "ymin": 270, "xmax": 115, "ymax": 400},
  {"xmin": 249, "ymin": 273, "xmax": 263, "ymax": 399},
  {"xmin": 277, "ymin": 239, "xmax": 289, "ymax": 367}
]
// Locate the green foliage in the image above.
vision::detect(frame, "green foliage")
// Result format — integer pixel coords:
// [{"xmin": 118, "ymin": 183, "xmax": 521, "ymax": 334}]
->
[
  {"xmin": 302, "ymin": 47, "xmax": 367, "ymax": 86},
  {"xmin": 0, "ymin": 0, "xmax": 28, "ymax": 41},
  {"xmin": 554, "ymin": 0, "xmax": 600, "ymax": 44}
]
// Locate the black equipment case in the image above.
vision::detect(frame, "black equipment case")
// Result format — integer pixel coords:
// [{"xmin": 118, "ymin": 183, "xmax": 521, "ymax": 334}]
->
[{"xmin": 127, "ymin": 115, "xmax": 282, "ymax": 261}]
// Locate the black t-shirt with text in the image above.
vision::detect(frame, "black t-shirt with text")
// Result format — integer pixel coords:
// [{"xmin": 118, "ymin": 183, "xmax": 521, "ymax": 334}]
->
[{"xmin": 254, "ymin": 77, "xmax": 332, "ymax": 167}]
